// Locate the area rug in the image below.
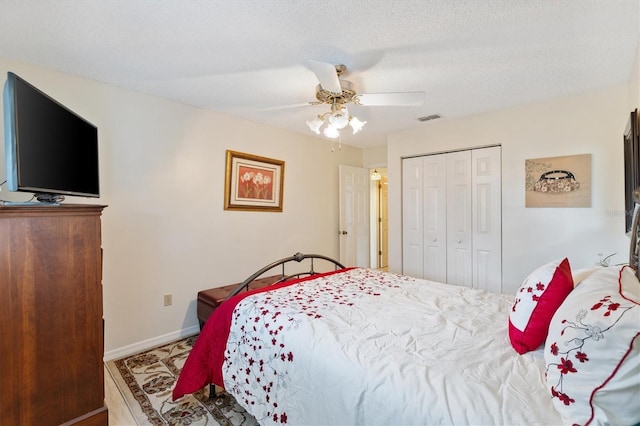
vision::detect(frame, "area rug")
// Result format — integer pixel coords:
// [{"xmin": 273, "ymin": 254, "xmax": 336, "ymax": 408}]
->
[{"xmin": 105, "ymin": 335, "xmax": 258, "ymax": 425}]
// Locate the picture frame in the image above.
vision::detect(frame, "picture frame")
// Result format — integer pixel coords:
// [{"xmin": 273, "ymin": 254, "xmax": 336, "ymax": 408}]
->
[
  {"xmin": 624, "ymin": 109, "xmax": 639, "ymax": 233},
  {"xmin": 224, "ymin": 150, "xmax": 285, "ymax": 212},
  {"xmin": 525, "ymin": 153, "xmax": 591, "ymax": 208}
]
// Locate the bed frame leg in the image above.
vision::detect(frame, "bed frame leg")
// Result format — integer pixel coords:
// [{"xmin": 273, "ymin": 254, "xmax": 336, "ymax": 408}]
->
[{"xmin": 209, "ymin": 384, "xmax": 223, "ymax": 399}]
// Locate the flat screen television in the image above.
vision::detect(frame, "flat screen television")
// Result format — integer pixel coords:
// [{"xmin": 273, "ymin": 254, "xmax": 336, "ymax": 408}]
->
[{"xmin": 3, "ymin": 71, "xmax": 99, "ymax": 204}]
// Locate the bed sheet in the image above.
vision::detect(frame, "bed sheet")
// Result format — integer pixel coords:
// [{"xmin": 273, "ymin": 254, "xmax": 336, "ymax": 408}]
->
[{"xmin": 175, "ymin": 268, "xmax": 561, "ymax": 425}]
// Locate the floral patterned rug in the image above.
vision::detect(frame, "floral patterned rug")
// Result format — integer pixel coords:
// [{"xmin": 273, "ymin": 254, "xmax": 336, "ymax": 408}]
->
[{"xmin": 105, "ymin": 335, "xmax": 258, "ymax": 425}]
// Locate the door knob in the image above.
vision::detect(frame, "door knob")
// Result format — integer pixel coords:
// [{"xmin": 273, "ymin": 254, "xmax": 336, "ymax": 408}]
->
[{"xmin": 457, "ymin": 239, "xmax": 462, "ymax": 244}]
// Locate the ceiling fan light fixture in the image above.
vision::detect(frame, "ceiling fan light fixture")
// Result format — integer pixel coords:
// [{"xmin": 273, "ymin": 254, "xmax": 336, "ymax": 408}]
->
[
  {"xmin": 323, "ymin": 125, "xmax": 340, "ymax": 139},
  {"xmin": 307, "ymin": 105, "xmax": 366, "ymax": 139},
  {"xmin": 304, "ymin": 60, "xmax": 425, "ymax": 143},
  {"xmin": 328, "ymin": 106, "xmax": 350, "ymax": 129},
  {"xmin": 306, "ymin": 116, "xmax": 324, "ymax": 134},
  {"xmin": 349, "ymin": 116, "xmax": 366, "ymax": 134}
]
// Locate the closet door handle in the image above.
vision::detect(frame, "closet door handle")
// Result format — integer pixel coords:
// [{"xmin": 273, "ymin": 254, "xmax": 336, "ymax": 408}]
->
[
  {"xmin": 457, "ymin": 239, "xmax": 462, "ymax": 244},
  {"xmin": 340, "ymin": 230, "xmax": 348, "ymax": 235}
]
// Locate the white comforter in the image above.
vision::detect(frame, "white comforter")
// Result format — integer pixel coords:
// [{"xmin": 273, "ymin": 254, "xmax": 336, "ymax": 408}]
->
[{"xmin": 221, "ymin": 268, "xmax": 562, "ymax": 425}]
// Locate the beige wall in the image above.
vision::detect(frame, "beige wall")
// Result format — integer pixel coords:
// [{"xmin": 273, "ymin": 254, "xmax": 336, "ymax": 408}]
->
[
  {"xmin": 363, "ymin": 145, "xmax": 387, "ymax": 167},
  {"xmin": 388, "ymin": 84, "xmax": 633, "ymax": 295},
  {"xmin": 631, "ymin": 41, "xmax": 640, "ymax": 109},
  {"xmin": 0, "ymin": 57, "xmax": 362, "ymax": 356}
]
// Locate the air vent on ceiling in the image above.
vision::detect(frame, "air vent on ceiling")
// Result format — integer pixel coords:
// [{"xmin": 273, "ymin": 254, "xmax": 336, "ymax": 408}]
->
[{"xmin": 417, "ymin": 114, "xmax": 441, "ymax": 122}]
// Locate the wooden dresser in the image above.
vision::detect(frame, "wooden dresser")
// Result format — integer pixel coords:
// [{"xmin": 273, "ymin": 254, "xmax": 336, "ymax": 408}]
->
[{"xmin": 0, "ymin": 204, "xmax": 108, "ymax": 425}]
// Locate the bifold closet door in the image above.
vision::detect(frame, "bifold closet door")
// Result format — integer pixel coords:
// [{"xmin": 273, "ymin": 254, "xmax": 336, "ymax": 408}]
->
[
  {"xmin": 446, "ymin": 150, "xmax": 473, "ymax": 287},
  {"xmin": 472, "ymin": 146, "xmax": 502, "ymax": 292},
  {"xmin": 402, "ymin": 157, "xmax": 424, "ymax": 278},
  {"xmin": 402, "ymin": 154, "xmax": 447, "ymax": 281},
  {"xmin": 422, "ymin": 154, "xmax": 447, "ymax": 283},
  {"xmin": 402, "ymin": 146, "xmax": 502, "ymax": 291}
]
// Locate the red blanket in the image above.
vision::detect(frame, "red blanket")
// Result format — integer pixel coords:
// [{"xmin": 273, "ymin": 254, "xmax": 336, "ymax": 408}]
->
[{"xmin": 172, "ymin": 269, "xmax": 349, "ymax": 400}]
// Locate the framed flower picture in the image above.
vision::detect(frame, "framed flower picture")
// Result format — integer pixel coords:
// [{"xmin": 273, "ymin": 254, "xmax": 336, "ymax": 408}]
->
[{"xmin": 224, "ymin": 150, "xmax": 285, "ymax": 212}]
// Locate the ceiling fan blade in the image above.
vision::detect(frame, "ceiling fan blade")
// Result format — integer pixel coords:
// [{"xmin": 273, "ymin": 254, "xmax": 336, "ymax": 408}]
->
[
  {"xmin": 260, "ymin": 102, "xmax": 313, "ymax": 111},
  {"xmin": 308, "ymin": 60, "xmax": 342, "ymax": 94},
  {"xmin": 357, "ymin": 92, "xmax": 425, "ymax": 106}
]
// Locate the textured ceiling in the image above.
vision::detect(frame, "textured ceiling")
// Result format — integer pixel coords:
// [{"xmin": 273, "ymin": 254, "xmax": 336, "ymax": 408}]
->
[{"xmin": 0, "ymin": 0, "xmax": 638, "ymax": 148}]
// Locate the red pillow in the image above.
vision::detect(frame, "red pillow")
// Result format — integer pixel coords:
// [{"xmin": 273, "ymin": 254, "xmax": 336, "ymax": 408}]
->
[{"xmin": 509, "ymin": 258, "xmax": 574, "ymax": 354}]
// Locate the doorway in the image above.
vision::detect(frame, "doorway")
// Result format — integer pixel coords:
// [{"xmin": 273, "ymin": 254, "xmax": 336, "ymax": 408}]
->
[{"xmin": 370, "ymin": 168, "xmax": 388, "ymax": 270}]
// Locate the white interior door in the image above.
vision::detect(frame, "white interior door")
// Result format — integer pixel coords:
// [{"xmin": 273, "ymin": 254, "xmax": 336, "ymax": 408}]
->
[{"xmin": 339, "ymin": 165, "xmax": 370, "ymax": 267}]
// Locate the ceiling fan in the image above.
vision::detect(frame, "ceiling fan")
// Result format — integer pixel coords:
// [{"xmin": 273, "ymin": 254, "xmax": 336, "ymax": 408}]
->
[{"xmin": 305, "ymin": 60, "xmax": 425, "ymax": 139}]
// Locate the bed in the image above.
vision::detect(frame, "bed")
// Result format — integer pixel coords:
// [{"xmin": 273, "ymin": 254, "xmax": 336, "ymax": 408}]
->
[{"xmin": 174, "ymin": 199, "xmax": 640, "ymax": 425}]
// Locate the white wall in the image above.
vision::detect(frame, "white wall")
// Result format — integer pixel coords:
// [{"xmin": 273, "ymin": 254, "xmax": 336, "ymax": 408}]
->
[
  {"xmin": 388, "ymin": 85, "xmax": 633, "ymax": 295},
  {"xmin": 0, "ymin": 57, "xmax": 362, "ymax": 356}
]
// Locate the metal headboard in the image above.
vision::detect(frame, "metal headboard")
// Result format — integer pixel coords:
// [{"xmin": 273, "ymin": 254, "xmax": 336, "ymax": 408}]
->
[
  {"xmin": 629, "ymin": 187, "xmax": 640, "ymax": 279},
  {"xmin": 224, "ymin": 252, "xmax": 345, "ymax": 302}
]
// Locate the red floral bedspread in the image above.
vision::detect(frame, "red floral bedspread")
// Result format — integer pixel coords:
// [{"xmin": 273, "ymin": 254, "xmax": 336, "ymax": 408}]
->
[
  {"xmin": 172, "ymin": 268, "xmax": 350, "ymax": 400},
  {"xmin": 174, "ymin": 268, "xmax": 563, "ymax": 425}
]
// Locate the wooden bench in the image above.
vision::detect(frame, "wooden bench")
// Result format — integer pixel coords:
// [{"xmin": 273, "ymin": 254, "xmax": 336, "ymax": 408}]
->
[{"xmin": 196, "ymin": 275, "xmax": 282, "ymax": 329}]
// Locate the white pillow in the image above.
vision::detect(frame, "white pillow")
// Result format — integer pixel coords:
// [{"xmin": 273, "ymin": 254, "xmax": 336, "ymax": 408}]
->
[{"xmin": 544, "ymin": 266, "xmax": 640, "ymax": 426}]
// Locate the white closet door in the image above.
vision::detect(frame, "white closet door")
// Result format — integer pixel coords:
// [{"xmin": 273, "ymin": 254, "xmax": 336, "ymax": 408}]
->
[
  {"xmin": 422, "ymin": 154, "xmax": 447, "ymax": 283},
  {"xmin": 402, "ymin": 147, "xmax": 502, "ymax": 291},
  {"xmin": 472, "ymin": 146, "xmax": 502, "ymax": 292},
  {"xmin": 446, "ymin": 150, "xmax": 473, "ymax": 288},
  {"xmin": 402, "ymin": 157, "xmax": 424, "ymax": 278}
]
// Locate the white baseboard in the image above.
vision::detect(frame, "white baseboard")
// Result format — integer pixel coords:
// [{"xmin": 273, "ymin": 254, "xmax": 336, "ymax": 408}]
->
[{"xmin": 103, "ymin": 325, "xmax": 200, "ymax": 361}]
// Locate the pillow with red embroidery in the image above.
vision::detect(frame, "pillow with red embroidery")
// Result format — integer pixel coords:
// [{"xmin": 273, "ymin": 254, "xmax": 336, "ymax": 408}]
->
[
  {"xmin": 544, "ymin": 266, "xmax": 640, "ymax": 426},
  {"xmin": 571, "ymin": 266, "xmax": 602, "ymax": 287},
  {"xmin": 508, "ymin": 258, "xmax": 574, "ymax": 354}
]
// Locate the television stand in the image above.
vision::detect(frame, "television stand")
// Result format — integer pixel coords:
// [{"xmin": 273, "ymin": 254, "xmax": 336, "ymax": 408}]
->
[{"xmin": 35, "ymin": 192, "xmax": 65, "ymax": 203}]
